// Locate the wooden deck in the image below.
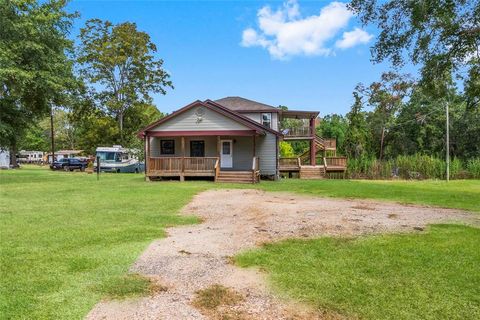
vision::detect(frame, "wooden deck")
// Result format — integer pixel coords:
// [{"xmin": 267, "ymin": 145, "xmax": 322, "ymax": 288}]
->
[
  {"xmin": 279, "ymin": 156, "xmax": 347, "ymax": 179},
  {"xmin": 147, "ymin": 156, "xmax": 260, "ymax": 183}
]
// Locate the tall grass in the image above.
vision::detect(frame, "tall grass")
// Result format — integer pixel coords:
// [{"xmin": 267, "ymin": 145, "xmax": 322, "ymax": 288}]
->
[{"xmin": 347, "ymin": 155, "xmax": 479, "ymax": 180}]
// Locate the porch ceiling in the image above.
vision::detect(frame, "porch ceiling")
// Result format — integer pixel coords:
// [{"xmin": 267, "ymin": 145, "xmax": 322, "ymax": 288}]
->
[{"xmin": 282, "ymin": 110, "xmax": 319, "ymax": 119}]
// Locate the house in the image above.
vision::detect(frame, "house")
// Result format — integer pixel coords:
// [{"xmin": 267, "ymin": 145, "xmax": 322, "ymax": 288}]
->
[{"xmin": 138, "ymin": 97, "xmax": 346, "ymax": 183}]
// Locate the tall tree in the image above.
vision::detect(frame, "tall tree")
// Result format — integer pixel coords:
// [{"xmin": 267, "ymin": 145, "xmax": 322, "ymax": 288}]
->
[
  {"xmin": 0, "ymin": 0, "xmax": 78, "ymax": 166},
  {"xmin": 77, "ymin": 19, "xmax": 173, "ymax": 144},
  {"xmin": 349, "ymin": 0, "xmax": 480, "ymax": 104},
  {"xmin": 344, "ymin": 92, "xmax": 370, "ymax": 158},
  {"xmin": 358, "ymin": 72, "xmax": 414, "ymax": 159}
]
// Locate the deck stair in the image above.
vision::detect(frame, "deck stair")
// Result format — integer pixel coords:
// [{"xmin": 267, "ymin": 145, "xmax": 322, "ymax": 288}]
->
[
  {"xmin": 217, "ymin": 171, "xmax": 257, "ymax": 183},
  {"xmin": 299, "ymin": 165, "xmax": 325, "ymax": 179},
  {"xmin": 299, "ymin": 135, "xmax": 337, "ymax": 164}
]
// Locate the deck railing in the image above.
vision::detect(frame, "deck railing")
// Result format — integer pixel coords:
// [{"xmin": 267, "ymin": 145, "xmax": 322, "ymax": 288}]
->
[
  {"xmin": 281, "ymin": 126, "xmax": 312, "ymax": 137},
  {"xmin": 315, "ymin": 135, "xmax": 336, "ymax": 149},
  {"xmin": 148, "ymin": 157, "xmax": 218, "ymax": 176},
  {"xmin": 279, "ymin": 157, "xmax": 301, "ymax": 170},
  {"xmin": 323, "ymin": 156, "xmax": 347, "ymax": 171}
]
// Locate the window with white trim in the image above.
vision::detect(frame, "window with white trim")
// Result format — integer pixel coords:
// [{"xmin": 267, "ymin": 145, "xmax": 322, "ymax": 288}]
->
[{"xmin": 261, "ymin": 113, "xmax": 271, "ymax": 128}]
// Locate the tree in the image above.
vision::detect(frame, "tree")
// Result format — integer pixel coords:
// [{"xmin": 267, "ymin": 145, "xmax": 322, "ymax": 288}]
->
[
  {"xmin": 0, "ymin": 0, "xmax": 78, "ymax": 166},
  {"xmin": 279, "ymin": 141, "xmax": 295, "ymax": 157},
  {"xmin": 344, "ymin": 92, "xmax": 370, "ymax": 158},
  {"xmin": 349, "ymin": 0, "xmax": 480, "ymax": 104},
  {"xmin": 77, "ymin": 19, "xmax": 173, "ymax": 144},
  {"xmin": 316, "ymin": 114, "xmax": 348, "ymax": 154},
  {"xmin": 357, "ymin": 72, "xmax": 414, "ymax": 159}
]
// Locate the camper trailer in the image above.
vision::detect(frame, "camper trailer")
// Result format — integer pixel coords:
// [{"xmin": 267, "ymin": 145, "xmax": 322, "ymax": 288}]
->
[{"xmin": 94, "ymin": 145, "xmax": 144, "ymax": 173}]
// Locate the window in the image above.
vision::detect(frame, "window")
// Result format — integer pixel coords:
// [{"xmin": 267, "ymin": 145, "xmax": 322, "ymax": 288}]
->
[
  {"xmin": 160, "ymin": 140, "xmax": 175, "ymax": 155},
  {"xmin": 190, "ymin": 141, "xmax": 205, "ymax": 157},
  {"xmin": 262, "ymin": 113, "xmax": 271, "ymax": 128},
  {"xmin": 222, "ymin": 141, "xmax": 230, "ymax": 155}
]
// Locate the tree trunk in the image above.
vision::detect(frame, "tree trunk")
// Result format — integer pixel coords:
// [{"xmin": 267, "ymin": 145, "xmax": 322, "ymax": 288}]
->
[
  {"xmin": 119, "ymin": 111, "xmax": 124, "ymax": 145},
  {"xmin": 9, "ymin": 139, "xmax": 18, "ymax": 168},
  {"xmin": 379, "ymin": 127, "xmax": 385, "ymax": 161}
]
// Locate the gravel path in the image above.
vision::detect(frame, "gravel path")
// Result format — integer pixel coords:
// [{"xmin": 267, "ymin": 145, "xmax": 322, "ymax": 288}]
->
[{"xmin": 86, "ymin": 189, "xmax": 478, "ymax": 319}]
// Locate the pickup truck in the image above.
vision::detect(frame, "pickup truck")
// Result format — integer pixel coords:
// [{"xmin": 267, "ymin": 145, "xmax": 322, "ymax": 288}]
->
[{"xmin": 50, "ymin": 158, "xmax": 87, "ymax": 172}]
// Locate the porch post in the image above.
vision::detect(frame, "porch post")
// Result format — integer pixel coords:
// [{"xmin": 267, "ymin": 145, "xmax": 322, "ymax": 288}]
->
[
  {"xmin": 180, "ymin": 136, "xmax": 185, "ymax": 181},
  {"xmin": 309, "ymin": 117, "xmax": 316, "ymax": 166},
  {"xmin": 252, "ymin": 135, "xmax": 256, "ymax": 156},
  {"xmin": 145, "ymin": 134, "xmax": 150, "ymax": 181}
]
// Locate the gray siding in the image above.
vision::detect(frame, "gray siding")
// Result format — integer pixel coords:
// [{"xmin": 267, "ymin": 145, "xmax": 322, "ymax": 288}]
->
[
  {"xmin": 231, "ymin": 136, "xmax": 253, "ymax": 170},
  {"xmin": 256, "ymin": 133, "xmax": 278, "ymax": 175},
  {"xmin": 151, "ymin": 107, "xmax": 251, "ymax": 131},
  {"xmin": 149, "ymin": 136, "xmax": 217, "ymax": 157},
  {"xmin": 241, "ymin": 112, "xmax": 279, "ymax": 131}
]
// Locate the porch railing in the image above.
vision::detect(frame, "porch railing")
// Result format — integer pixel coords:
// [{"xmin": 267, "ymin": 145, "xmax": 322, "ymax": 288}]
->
[
  {"xmin": 252, "ymin": 156, "xmax": 260, "ymax": 183},
  {"xmin": 148, "ymin": 157, "xmax": 218, "ymax": 176}
]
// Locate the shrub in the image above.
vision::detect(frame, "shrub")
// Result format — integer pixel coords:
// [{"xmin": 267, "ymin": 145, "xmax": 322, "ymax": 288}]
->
[
  {"xmin": 467, "ymin": 158, "xmax": 480, "ymax": 179},
  {"xmin": 346, "ymin": 154, "xmax": 478, "ymax": 180}
]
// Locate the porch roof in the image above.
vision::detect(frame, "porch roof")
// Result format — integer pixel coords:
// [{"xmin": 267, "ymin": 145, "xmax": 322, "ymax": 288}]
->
[{"xmin": 281, "ymin": 110, "xmax": 319, "ymax": 119}]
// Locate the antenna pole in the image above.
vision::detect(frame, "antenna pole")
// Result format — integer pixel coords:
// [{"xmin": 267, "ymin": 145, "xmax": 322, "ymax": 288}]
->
[{"xmin": 446, "ymin": 101, "xmax": 450, "ymax": 182}]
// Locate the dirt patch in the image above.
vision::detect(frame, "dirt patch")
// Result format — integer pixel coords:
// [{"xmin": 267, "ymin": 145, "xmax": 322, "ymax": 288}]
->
[{"xmin": 87, "ymin": 189, "xmax": 478, "ymax": 319}]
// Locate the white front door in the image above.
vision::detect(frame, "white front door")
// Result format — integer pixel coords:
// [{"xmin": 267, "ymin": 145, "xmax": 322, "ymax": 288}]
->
[{"xmin": 220, "ymin": 140, "xmax": 233, "ymax": 168}]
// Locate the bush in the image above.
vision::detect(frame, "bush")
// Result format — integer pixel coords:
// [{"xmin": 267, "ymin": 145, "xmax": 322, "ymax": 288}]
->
[
  {"xmin": 467, "ymin": 158, "xmax": 480, "ymax": 179},
  {"xmin": 346, "ymin": 155, "xmax": 479, "ymax": 180}
]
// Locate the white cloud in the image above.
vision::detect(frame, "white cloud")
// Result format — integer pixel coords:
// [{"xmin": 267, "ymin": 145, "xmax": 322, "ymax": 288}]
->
[
  {"xmin": 335, "ymin": 27, "xmax": 373, "ymax": 49},
  {"xmin": 241, "ymin": 0, "xmax": 373, "ymax": 59}
]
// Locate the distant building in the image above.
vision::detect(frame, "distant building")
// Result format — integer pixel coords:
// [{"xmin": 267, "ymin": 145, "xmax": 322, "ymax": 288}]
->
[
  {"xmin": 18, "ymin": 150, "xmax": 44, "ymax": 164},
  {"xmin": 0, "ymin": 149, "xmax": 10, "ymax": 168}
]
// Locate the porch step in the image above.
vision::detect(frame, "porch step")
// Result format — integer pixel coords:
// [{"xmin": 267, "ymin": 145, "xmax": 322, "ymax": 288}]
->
[
  {"xmin": 217, "ymin": 171, "xmax": 255, "ymax": 183},
  {"xmin": 300, "ymin": 166, "xmax": 325, "ymax": 179}
]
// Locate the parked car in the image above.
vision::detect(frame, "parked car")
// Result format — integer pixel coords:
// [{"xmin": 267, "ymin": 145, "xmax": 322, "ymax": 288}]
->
[{"xmin": 50, "ymin": 158, "xmax": 87, "ymax": 171}]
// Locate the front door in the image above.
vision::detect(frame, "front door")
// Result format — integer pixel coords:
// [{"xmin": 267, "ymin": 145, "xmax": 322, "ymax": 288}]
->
[{"xmin": 220, "ymin": 140, "xmax": 233, "ymax": 168}]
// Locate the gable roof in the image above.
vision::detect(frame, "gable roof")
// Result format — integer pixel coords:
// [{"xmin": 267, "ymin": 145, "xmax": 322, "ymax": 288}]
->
[
  {"xmin": 204, "ymin": 100, "xmax": 282, "ymax": 136},
  {"xmin": 214, "ymin": 96, "xmax": 281, "ymax": 113},
  {"xmin": 138, "ymin": 100, "xmax": 282, "ymax": 138}
]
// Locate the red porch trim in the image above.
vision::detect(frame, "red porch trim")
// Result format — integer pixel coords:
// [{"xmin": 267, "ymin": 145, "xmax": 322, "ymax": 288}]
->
[{"xmin": 146, "ymin": 130, "xmax": 258, "ymax": 137}]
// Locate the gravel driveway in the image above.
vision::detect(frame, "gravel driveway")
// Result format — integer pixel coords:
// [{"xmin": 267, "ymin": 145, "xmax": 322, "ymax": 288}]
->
[{"xmin": 86, "ymin": 189, "xmax": 477, "ymax": 320}]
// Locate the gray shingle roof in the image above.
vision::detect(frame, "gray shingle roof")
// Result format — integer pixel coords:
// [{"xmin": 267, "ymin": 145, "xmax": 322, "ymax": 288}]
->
[{"xmin": 214, "ymin": 96, "xmax": 280, "ymax": 112}]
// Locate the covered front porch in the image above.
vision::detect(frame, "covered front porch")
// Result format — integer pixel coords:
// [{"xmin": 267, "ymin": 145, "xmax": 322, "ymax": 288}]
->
[{"xmin": 145, "ymin": 132, "xmax": 260, "ymax": 183}]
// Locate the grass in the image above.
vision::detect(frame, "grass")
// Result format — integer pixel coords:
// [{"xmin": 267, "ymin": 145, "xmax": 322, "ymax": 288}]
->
[
  {"xmin": 236, "ymin": 224, "xmax": 480, "ymax": 319},
  {"xmin": 0, "ymin": 167, "xmax": 479, "ymax": 319},
  {"xmin": 192, "ymin": 284, "xmax": 245, "ymax": 320},
  {"xmin": 193, "ymin": 284, "xmax": 243, "ymax": 310},
  {"xmin": 255, "ymin": 179, "xmax": 480, "ymax": 212},
  {"xmin": 0, "ymin": 166, "xmax": 210, "ymax": 319}
]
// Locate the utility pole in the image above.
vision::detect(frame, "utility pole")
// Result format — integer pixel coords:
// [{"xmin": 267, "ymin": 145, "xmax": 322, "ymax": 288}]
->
[
  {"xmin": 50, "ymin": 105, "xmax": 55, "ymax": 164},
  {"xmin": 446, "ymin": 101, "xmax": 450, "ymax": 182}
]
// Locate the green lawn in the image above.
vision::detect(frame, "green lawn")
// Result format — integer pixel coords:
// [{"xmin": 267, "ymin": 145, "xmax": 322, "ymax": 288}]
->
[
  {"xmin": 256, "ymin": 179, "xmax": 480, "ymax": 212},
  {"xmin": 236, "ymin": 224, "xmax": 480, "ymax": 319},
  {"xmin": 0, "ymin": 167, "xmax": 210, "ymax": 319},
  {"xmin": 0, "ymin": 167, "xmax": 479, "ymax": 319}
]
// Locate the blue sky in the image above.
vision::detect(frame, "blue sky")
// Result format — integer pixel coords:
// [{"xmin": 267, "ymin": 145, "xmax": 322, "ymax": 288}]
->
[{"xmin": 68, "ymin": 0, "xmax": 402, "ymax": 116}]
